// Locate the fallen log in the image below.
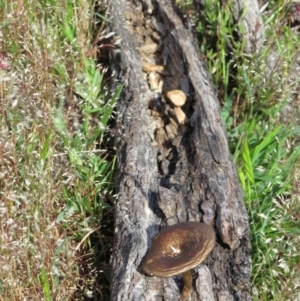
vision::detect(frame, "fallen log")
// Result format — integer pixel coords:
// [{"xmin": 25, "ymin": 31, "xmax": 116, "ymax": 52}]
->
[{"xmin": 107, "ymin": 1, "xmax": 251, "ymax": 300}]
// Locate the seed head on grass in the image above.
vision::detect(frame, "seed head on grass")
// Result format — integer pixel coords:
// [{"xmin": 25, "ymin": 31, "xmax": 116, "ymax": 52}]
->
[{"xmin": 0, "ymin": 0, "xmax": 119, "ymax": 300}]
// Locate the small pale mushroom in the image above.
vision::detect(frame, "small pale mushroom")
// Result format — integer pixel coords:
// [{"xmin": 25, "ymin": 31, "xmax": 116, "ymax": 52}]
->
[
  {"xmin": 139, "ymin": 43, "xmax": 160, "ymax": 55},
  {"xmin": 166, "ymin": 90, "xmax": 187, "ymax": 124},
  {"xmin": 142, "ymin": 222, "xmax": 215, "ymax": 300},
  {"xmin": 148, "ymin": 72, "xmax": 163, "ymax": 92}
]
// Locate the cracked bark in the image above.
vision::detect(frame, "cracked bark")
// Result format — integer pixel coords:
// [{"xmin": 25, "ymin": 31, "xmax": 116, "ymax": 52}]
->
[{"xmin": 106, "ymin": 0, "xmax": 252, "ymax": 300}]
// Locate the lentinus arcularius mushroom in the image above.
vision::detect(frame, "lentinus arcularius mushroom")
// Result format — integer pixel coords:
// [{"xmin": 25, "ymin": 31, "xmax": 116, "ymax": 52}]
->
[{"xmin": 142, "ymin": 222, "xmax": 216, "ymax": 300}]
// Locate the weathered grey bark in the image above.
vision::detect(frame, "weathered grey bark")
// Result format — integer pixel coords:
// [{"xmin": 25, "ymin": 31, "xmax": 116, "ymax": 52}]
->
[
  {"xmin": 230, "ymin": 0, "xmax": 265, "ymax": 53},
  {"xmin": 107, "ymin": 0, "xmax": 251, "ymax": 300},
  {"xmin": 194, "ymin": 0, "xmax": 265, "ymax": 53}
]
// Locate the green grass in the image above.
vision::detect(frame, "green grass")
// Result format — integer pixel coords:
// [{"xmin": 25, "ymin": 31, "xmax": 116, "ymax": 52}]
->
[
  {"xmin": 0, "ymin": 0, "xmax": 119, "ymax": 300},
  {"xmin": 192, "ymin": 0, "xmax": 300, "ymax": 299}
]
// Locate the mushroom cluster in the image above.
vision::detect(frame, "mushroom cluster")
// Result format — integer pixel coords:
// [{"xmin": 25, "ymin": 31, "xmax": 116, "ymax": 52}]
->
[
  {"xmin": 143, "ymin": 222, "xmax": 215, "ymax": 300},
  {"xmin": 140, "ymin": 38, "xmax": 189, "ymax": 162}
]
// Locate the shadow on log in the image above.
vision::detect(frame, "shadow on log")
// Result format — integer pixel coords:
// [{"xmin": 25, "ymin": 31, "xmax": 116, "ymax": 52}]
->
[{"xmin": 106, "ymin": 0, "xmax": 251, "ymax": 300}]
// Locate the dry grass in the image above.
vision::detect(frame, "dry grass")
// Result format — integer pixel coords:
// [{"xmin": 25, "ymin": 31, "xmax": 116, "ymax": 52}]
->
[{"xmin": 0, "ymin": 0, "xmax": 116, "ymax": 300}]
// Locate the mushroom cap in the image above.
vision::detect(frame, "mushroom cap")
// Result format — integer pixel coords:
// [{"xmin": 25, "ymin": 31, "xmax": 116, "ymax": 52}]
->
[
  {"xmin": 143, "ymin": 222, "xmax": 215, "ymax": 278},
  {"xmin": 166, "ymin": 90, "xmax": 187, "ymax": 107}
]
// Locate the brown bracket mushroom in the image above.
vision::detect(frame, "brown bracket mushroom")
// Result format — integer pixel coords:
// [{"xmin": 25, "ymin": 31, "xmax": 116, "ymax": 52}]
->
[
  {"xmin": 166, "ymin": 90, "xmax": 187, "ymax": 124},
  {"xmin": 142, "ymin": 222, "xmax": 216, "ymax": 300}
]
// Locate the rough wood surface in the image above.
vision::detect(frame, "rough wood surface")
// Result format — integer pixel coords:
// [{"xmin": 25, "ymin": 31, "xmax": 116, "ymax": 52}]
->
[{"xmin": 107, "ymin": 1, "xmax": 251, "ymax": 300}]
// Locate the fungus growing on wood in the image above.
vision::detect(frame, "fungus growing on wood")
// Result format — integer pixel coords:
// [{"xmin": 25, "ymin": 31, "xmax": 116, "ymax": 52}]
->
[
  {"xmin": 142, "ymin": 222, "xmax": 215, "ymax": 300},
  {"xmin": 148, "ymin": 71, "xmax": 162, "ymax": 92},
  {"xmin": 142, "ymin": 63, "xmax": 164, "ymax": 73},
  {"xmin": 166, "ymin": 90, "xmax": 187, "ymax": 124}
]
